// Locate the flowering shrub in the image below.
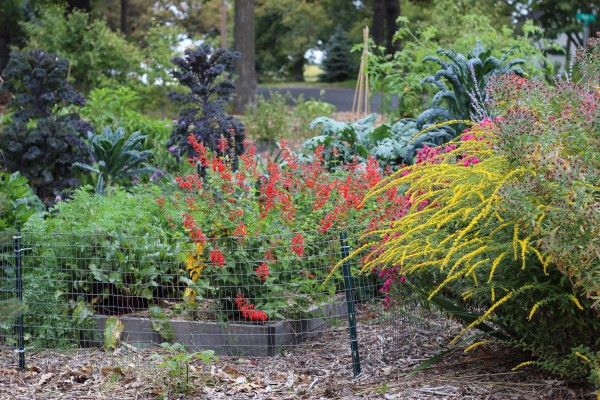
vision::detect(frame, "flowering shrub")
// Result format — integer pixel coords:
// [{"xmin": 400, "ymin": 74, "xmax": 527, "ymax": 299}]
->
[
  {"xmin": 160, "ymin": 136, "xmax": 406, "ymax": 320},
  {"xmin": 355, "ymin": 42, "xmax": 600, "ymax": 385}
]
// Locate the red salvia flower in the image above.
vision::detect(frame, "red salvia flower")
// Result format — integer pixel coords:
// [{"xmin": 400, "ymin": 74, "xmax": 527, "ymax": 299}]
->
[
  {"xmin": 255, "ymin": 263, "xmax": 269, "ymax": 281},
  {"xmin": 291, "ymin": 233, "xmax": 305, "ymax": 257},
  {"xmin": 210, "ymin": 249, "xmax": 225, "ymax": 268},
  {"xmin": 235, "ymin": 293, "xmax": 268, "ymax": 321}
]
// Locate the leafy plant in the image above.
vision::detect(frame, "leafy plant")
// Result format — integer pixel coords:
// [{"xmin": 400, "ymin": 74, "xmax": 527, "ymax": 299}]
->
[
  {"xmin": 21, "ymin": 5, "xmax": 143, "ymax": 92},
  {"xmin": 415, "ymin": 42, "xmax": 525, "ymax": 134},
  {"xmin": 23, "ymin": 186, "xmax": 183, "ymax": 314},
  {"xmin": 73, "ymin": 127, "xmax": 155, "ymax": 194},
  {"xmin": 0, "ymin": 172, "xmax": 43, "ymax": 241},
  {"xmin": 80, "ymin": 86, "xmax": 180, "ymax": 177},
  {"xmin": 167, "ymin": 44, "xmax": 245, "ymax": 165},
  {"xmin": 303, "ymin": 114, "xmax": 420, "ymax": 170},
  {"xmin": 0, "ymin": 263, "xmax": 97, "ymax": 349},
  {"xmin": 367, "ymin": 13, "xmax": 557, "ymax": 119},
  {"xmin": 149, "ymin": 342, "xmax": 217, "ymax": 396},
  {"xmin": 0, "ymin": 48, "xmax": 91, "ymax": 205},
  {"xmin": 244, "ymin": 91, "xmax": 336, "ymax": 143}
]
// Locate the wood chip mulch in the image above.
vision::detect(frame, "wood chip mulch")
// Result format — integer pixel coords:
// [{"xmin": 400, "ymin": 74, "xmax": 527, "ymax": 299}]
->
[{"xmin": 0, "ymin": 309, "xmax": 596, "ymax": 399}]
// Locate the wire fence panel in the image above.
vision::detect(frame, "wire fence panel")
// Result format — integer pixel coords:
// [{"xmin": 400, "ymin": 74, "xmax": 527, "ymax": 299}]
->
[{"xmin": 0, "ymin": 228, "xmax": 451, "ymax": 374}]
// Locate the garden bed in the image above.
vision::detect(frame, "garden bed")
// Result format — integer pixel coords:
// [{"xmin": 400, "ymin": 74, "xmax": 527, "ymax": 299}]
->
[{"xmin": 93, "ymin": 295, "xmax": 348, "ymax": 357}]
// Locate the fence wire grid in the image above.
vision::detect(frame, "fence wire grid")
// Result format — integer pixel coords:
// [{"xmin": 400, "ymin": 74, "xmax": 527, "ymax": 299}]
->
[{"xmin": 0, "ymin": 228, "xmax": 452, "ymax": 374}]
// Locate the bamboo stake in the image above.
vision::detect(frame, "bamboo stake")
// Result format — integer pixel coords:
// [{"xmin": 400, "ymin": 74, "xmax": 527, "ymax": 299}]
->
[{"xmin": 352, "ymin": 27, "xmax": 370, "ymax": 118}]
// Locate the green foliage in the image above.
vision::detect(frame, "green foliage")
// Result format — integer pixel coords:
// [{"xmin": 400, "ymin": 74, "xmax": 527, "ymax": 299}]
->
[
  {"xmin": 0, "ymin": 264, "xmax": 98, "ymax": 349},
  {"xmin": 0, "ymin": 299, "xmax": 27, "ymax": 323},
  {"xmin": 80, "ymin": 87, "xmax": 178, "ymax": 176},
  {"xmin": 150, "ymin": 306, "xmax": 175, "ymax": 341},
  {"xmin": 73, "ymin": 127, "xmax": 155, "ymax": 194},
  {"xmin": 104, "ymin": 316, "xmax": 124, "ymax": 349},
  {"xmin": 23, "ymin": 186, "xmax": 183, "ymax": 314},
  {"xmin": 368, "ymin": 13, "xmax": 558, "ymax": 119},
  {"xmin": 21, "ymin": 5, "xmax": 143, "ymax": 92},
  {"xmin": 320, "ymin": 26, "xmax": 358, "ymax": 83},
  {"xmin": 303, "ymin": 114, "xmax": 419, "ymax": 170},
  {"xmin": 244, "ymin": 91, "xmax": 336, "ymax": 143},
  {"xmin": 0, "ymin": 48, "xmax": 90, "ymax": 205},
  {"xmin": 255, "ymin": 0, "xmax": 330, "ymax": 81},
  {"xmin": 414, "ymin": 42, "xmax": 525, "ymax": 137},
  {"xmin": 0, "ymin": 172, "xmax": 43, "ymax": 241},
  {"xmin": 149, "ymin": 342, "xmax": 217, "ymax": 396}
]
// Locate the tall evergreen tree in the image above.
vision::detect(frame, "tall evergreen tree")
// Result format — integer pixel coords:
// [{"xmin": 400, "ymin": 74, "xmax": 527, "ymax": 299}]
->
[{"xmin": 320, "ymin": 26, "xmax": 357, "ymax": 82}]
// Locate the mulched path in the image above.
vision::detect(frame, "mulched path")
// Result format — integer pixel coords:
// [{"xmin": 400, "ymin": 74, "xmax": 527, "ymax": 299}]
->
[{"xmin": 0, "ymin": 309, "xmax": 595, "ymax": 399}]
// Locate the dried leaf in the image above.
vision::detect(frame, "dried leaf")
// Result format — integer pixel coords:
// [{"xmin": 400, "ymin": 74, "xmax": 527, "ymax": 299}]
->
[{"xmin": 36, "ymin": 372, "xmax": 54, "ymax": 386}]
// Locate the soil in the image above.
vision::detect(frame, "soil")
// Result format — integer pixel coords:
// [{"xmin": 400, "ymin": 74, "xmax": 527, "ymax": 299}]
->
[{"xmin": 0, "ymin": 308, "xmax": 595, "ymax": 399}]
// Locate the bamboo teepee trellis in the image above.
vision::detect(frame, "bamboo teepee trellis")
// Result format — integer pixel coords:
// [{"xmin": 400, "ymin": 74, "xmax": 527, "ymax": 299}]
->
[{"xmin": 352, "ymin": 27, "xmax": 371, "ymax": 118}]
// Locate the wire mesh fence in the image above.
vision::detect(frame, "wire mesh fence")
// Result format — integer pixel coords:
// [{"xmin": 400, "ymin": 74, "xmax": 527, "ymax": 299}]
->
[{"xmin": 0, "ymin": 227, "xmax": 453, "ymax": 375}]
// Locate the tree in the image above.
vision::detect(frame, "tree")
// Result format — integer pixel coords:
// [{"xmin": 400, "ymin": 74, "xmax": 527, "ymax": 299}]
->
[
  {"xmin": 256, "ymin": 0, "xmax": 330, "ymax": 81},
  {"xmin": 371, "ymin": 0, "xmax": 399, "ymax": 54},
  {"xmin": 509, "ymin": 0, "xmax": 598, "ymax": 49},
  {"xmin": 21, "ymin": 5, "xmax": 143, "ymax": 92},
  {"xmin": 232, "ymin": 0, "xmax": 256, "ymax": 113},
  {"xmin": 320, "ymin": 26, "xmax": 357, "ymax": 82},
  {"xmin": 93, "ymin": 0, "xmax": 222, "ymax": 42}
]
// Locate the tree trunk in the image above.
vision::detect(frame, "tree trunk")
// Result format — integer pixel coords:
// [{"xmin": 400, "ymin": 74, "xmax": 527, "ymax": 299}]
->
[
  {"xmin": 220, "ymin": 0, "xmax": 227, "ymax": 49},
  {"xmin": 385, "ymin": 0, "xmax": 400, "ymax": 53},
  {"xmin": 120, "ymin": 0, "xmax": 128, "ymax": 36},
  {"xmin": 293, "ymin": 57, "xmax": 305, "ymax": 82},
  {"xmin": 232, "ymin": 0, "xmax": 256, "ymax": 114},
  {"xmin": 372, "ymin": 0, "xmax": 385, "ymax": 47},
  {"xmin": 66, "ymin": 0, "xmax": 91, "ymax": 12}
]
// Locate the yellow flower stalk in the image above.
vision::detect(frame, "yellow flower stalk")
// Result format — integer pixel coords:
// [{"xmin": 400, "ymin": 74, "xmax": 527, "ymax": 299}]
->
[
  {"xmin": 511, "ymin": 361, "xmax": 536, "ymax": 371},
  {"xmin": 528, "ymin": 302, "xmax": 541, "ymax": 320},
  {"xmin": 569, "ymin": 295, "xmax": 584, "ymax": 311},
  {"xmin": 464, "ymin": 340, "xmax": 491, "ymax": 353}
]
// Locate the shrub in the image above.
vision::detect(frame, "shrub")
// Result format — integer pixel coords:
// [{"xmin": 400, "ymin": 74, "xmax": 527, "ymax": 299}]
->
[
  {"xmin": 356, "ymin": 45, "xmax": 599, "ymax": 384},
  {"xmin": 244, "ymin": 91, "xmax": 336, "ymax": 143},
  {"xmin": 167, "ymin": 44, "xmax": 245, "ymax": 165},
  {"xmin": 21, "ymin": 5, "xmax": 143, "ymax": 92},
  {"xmin": 0, "ymin": 49, "xmax": 91, "ymax": 205}
]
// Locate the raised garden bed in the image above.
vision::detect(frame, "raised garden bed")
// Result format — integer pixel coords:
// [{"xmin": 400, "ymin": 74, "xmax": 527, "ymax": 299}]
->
[{"xmin": 94, "ymin": 295, "xmax": 348, "ymax": 356}]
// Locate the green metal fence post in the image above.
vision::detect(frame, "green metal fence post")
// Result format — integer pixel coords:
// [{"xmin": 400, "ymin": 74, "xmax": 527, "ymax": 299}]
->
[
  {"xmin": 14, "ymin": 226, "xmax": 26, "ymax": 370},
  {"xmin": 340, "ymin": 231, "xmax": 361, "ymax": 377}
]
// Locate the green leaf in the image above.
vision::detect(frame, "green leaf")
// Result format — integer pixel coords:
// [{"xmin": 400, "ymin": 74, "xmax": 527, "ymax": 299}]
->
[
  {"xmin": 104, "ymin": 316, "xmax": 124, "ymax": 349},
  {"xmin": 150, "ymin": 306, "xmax": 175, "ymax": 341}
]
